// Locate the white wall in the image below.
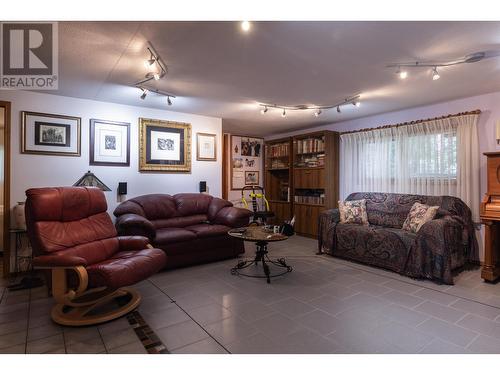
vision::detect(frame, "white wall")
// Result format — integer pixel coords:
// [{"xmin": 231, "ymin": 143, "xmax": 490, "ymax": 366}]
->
[{"xmin": 0, "ymin": 90, "xmax": 223, "ymax": 214}]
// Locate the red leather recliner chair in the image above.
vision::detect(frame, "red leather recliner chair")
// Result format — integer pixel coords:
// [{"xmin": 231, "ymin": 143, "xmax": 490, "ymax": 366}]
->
[{"xmin": 25, "ymin": 187, "xmax": 167, "ymax": 326}]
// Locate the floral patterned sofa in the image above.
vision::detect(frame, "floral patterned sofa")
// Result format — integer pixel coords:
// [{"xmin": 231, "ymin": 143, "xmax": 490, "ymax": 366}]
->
[{"xmin": 318, "ymin": 192, "xmax": 478, "ymax": 284}]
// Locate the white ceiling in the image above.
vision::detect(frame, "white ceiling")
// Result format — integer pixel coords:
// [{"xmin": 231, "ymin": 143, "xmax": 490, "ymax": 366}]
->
[{"xmin": 43, "ymin": 21, "xmax": 500, "ymax": 136}]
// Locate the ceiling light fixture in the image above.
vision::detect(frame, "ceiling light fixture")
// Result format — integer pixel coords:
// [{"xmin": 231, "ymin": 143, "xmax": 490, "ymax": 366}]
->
[
  {"xmin": 387, "ymin": 51, "xmax": 498, "ymax": 81},
  {"xmin": 139, "ymin": 88, "xmax": 147, "ymax": 100},
  {"xmin": 258, "ymin": 94, "xmax": 361, "ymax": 118},
  {"xmin": 432, "ymin": 66, "xmax": 440, "ymax": 81},
  {"xmin": 167, "ymin": 96, "xmax": 172, "ymax": 106},
  {"xmin": 396, "ymin": 66, "xmax": 408, "ymax": 79},
  {"xmin": 241, "ymin": 21, "xmax": 251, "ymax": 32}
]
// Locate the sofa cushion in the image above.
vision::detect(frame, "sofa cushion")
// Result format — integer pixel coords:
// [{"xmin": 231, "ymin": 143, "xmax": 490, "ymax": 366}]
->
[
  {"xmin": 152, "ymin": 214, "xmax": 208, "ymax": 229},
  {"xmin": 174, "ymin": 193, "xmax": 213, "ymax": 216},
  {"xmin": 335, "ymin": 223, "xmax": 416, "ymax": 272},
  {"xmin": 402, "ymin": 202, "xmax": 439, "ymax": 233},
  {"xmin": 184, "ymin": 224, "xmax": 231, "ymax": 238},
  {"xmin": 154, "ymin": 228, "xmax": 197, "ymax": 244}
]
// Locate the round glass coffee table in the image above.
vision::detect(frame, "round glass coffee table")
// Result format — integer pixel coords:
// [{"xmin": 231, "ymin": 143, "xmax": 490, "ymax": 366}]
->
[{"xmin": 228, "ymin": 226, "xmax": 292, "ymax": 284}]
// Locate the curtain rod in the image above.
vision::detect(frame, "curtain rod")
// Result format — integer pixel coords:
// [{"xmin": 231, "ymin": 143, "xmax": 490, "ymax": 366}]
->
[{"xmin": 340, "ymin": 109, "xmax": 481, "ymax": 135}]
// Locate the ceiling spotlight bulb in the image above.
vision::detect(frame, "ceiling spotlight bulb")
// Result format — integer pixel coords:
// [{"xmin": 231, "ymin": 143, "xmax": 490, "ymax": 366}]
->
[
  {"xmin": 314, "ymin": 109, "xmax": 322, "ymax": 117},
  {"xmin": 241, "ymin": 21, "xmax": 251, "ymax": 32},
  {"xmin": 153, "ymin": 72, "xmax": 161, "ymax": 81},
  {"xmin": 260, "ymin": 106, "xmax": 268, "ymax": 115},
  {"xmin": 399, "ymin": 70, "xmax": 408, "ymax": 79},
  {"xmin": 281, "ymin": 109, "xmax": 286, "ymax": 118},
  {"xmin": 337, "ymin": 106, "xmax": 341, "ymax": 113},
  {"xmin": 167, "ymin": 96, "xmax": 172, "ymax": 106},
  {"xmin": 140, "ymin": 88, "xmax": 147, "ymax": 100},
  {"xmin": 432, "ymin": 67, "xmax": 440, "ymax": 81},
  {"xmin": 144, "ymin": 58, "xmax": 155, "ymax": 69}
]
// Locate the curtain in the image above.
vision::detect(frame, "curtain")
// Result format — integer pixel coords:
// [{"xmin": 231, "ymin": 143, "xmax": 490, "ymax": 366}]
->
[{"xmin": 340, "ymin": 113, "xmax": 480, "ymax": 221}]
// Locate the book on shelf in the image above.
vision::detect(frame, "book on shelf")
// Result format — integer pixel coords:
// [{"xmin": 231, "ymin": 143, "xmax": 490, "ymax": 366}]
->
[
  {"xmin": 296, "ymin": 137, "xmax": 325, "ymax": 154},
  {"xmin": 267, "ymin": 142, "xmax": 289, "ymax": 158},
  {"xmin": 294, "ymin": 152, "xmax": 325, "ymax": 168},
  {"xmin": 294, "ymin": 191, "xmax": 325, "ymax": 205}
]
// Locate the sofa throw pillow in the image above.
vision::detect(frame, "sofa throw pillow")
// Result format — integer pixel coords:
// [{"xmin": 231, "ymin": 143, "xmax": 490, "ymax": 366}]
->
[
  {"xmin": 402, "ymin": 202, "xmax": 439, "ymax": 233},
  {"xmin": 338, "ymin": 199, "xmax": 369, "ymax": 225}
]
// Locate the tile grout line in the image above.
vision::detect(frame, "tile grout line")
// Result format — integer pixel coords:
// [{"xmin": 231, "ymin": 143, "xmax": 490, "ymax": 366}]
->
[
  {"xmin": 289, "ymin": 254, "xmax": 500, "ymax": 313},
  {"xmin": 147, "ymin": 279, "xmax": 231, "ymax": 354}
]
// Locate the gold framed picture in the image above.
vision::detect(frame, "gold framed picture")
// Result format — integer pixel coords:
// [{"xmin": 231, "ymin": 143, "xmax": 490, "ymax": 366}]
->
[
  {"xmin": 139, "ymin": 117, "xmax": 191, "ymax": 172},
  {"xmin": 21, "ymin": 111, "xmax": 81, "ymax": 156},
  {"xmin": 196, "ymin": 132, "xmax": 217, "ymax": 161}
]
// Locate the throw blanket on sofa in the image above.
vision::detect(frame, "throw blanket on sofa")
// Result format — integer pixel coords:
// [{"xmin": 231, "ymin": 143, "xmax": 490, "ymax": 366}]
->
[{"xmin": 318, "ymin": 192, "xmax": 478, "ymax": 284}]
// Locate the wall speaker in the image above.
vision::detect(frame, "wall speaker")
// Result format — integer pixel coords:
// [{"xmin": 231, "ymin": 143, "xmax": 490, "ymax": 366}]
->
[
  {"xmin": 199, "ymin": 181, "xmax": 207, "ymax": 193},
  {"xmin": 118, "ymin": 182, "xmax": 128, "ymax": 195}
]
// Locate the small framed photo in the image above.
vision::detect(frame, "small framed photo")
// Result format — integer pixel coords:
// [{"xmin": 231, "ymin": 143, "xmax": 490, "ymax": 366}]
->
[
  {"xmin": 21, "ymin": 111, "xmax": 81, "ymax": 156},
  {"xmin": 90, "ymin": 119, "xmax": 130, "ymax": 166},
  {"xmin": 245, "ymin": 171, "xmax": 260, "ymax": 185},
  {"xmin": 196, "ymin": 133, "xmax": 217, "ymax": 161},
  {"xmin": 139, "ymin": 117, "xmax": 191, "ymax": 172}
]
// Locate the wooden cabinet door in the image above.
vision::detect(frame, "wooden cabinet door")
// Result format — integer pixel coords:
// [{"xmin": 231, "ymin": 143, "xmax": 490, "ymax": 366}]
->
[
  {"xmin": 268, "ymin": 201, "xmax": 292, "ymax": 225},
  {"xmin": 294, "ymin": 168, "xmax": 325, "ymax": 189},
  {"xmin": 294, "ymin": 204, "xmax": 308, "ymax": 234},
  {"xmin": 309, "ymin": 206, "xmax": 324, "ymax": 238}
]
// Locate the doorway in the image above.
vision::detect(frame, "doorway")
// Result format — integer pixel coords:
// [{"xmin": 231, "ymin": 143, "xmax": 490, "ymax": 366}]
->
[{"xmin": 0, "ymin": 101, "xmax": 11, "ymax": 277}]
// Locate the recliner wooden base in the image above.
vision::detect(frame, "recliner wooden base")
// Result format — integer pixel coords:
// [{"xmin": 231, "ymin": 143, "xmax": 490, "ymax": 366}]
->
[{"xmin": 51, "ymin": 287, "xmax": 141, "ymax": 326}]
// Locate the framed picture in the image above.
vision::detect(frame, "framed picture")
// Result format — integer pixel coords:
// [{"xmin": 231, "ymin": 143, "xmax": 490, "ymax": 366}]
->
[
  {"xmin": 21, "ymin": 111, "xmax": 81, "ymax": 156},
  {"xmin": 230, "ymin": 134, "xmax": 263, "ymax": 190},
  {"xmin": 90, "ymin": 119, "xmax": 130, "ymax": 166},
  {"xmin": 245, "ymin": 171, "xmax": 259, "ymax": 185},
  {"xmin": 196, "ymin": 133, "xmax": 217, "ymax": 161},
  {"xmin": 139, "ymin": 117, "xmax": 191, "ymax": 172}
]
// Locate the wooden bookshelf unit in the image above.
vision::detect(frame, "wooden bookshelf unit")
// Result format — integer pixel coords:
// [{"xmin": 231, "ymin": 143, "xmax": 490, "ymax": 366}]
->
[
  {"xmin": 264, "ymin": 131, "xmax": 339, "ymax": 238},
  {"xmin": 292, "ymin": 131, "xmax": 339, "ymax": 237},
  {"xmin": 264, "ymin": 137, "xmax": 293, "ymax": 225}
]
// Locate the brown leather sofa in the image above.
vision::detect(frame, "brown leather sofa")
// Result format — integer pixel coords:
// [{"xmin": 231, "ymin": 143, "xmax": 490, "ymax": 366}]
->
[
  {"xmin": 25, "ymin": 186, "xmax": 167, "ymax": 326},
  {"xmin": 114, "ymin": 193, "xmax": 252, "ymax": 269}
]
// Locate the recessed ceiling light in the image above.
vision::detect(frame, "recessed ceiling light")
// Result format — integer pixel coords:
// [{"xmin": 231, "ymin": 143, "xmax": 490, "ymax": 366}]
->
[{"xmin": 241, "ymin": 21, "xmax": 251, "ymax": 32}]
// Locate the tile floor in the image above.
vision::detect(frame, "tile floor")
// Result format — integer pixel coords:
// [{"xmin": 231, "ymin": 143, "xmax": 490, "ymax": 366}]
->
[{"xmin": 2, "ymin": 235, "xmax": 500, "ymax": 354}]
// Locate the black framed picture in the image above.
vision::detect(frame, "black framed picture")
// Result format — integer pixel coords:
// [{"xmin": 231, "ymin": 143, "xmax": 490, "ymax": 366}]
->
[
  {"xmin": 139, "ymin": 117, "xmax": 191, "ymax": 172},
  {"xmin": 90, "ymin": 119, "xmax": 130, "ymax": 166},
  {"xmin": 21, "ymin": 111, "xmax": 81, "ymax": 156}
]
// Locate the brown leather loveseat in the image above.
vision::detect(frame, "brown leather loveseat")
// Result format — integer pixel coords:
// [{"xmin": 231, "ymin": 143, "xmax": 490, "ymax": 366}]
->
[{"xmin": 114, "ymin": 193, "xmax": 252, "ymax": 269}]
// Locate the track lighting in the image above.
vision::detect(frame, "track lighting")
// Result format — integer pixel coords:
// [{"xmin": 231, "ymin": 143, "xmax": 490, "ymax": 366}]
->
[
  {"xmin": 432, "ymin": 67, "xmax": 440, "ymax": 81},
  {"xmin": 167, "ymin": 96, "xmax": 172, "ymax": 106},
  {"xmin": 258, "ymin": 94, "xmax": 360, "ymax": 117},
  {"xmin": 153, "ymin": 72, "xmax": 160, "ymax": 81},
  {"xmin": 241, "ymin": 21, "xmax": 251, "ymax": 32},
  {"xmin": 139, "ymin": 88, "xmax": 147, "ymax": 100},
  {"xmin": 387, "ymin": 51, "xmax": 498, "ymax": 81}
]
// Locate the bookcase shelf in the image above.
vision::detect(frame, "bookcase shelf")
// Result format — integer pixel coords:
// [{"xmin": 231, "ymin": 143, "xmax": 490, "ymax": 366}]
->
[{"xmin": 264, "ymin": 131, "xmax": 339, "ymax": 238}]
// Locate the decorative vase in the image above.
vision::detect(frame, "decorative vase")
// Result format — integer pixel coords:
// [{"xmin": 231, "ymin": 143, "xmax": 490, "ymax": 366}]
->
[{"xmin": 13, "ymin": 202, "xmax": 26, "ymax": 230}]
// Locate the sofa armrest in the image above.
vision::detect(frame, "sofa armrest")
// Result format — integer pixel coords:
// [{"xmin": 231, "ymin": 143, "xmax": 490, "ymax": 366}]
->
[
  {"xmin": 33, "ymin": 254, "xmax": 87, "ymax": 268},
  {"xmin": 318, "ymin": 208, "xmax": 341, "ymax": 254},
  {"xmin": 115, "ymin": 213, "xmax": 156, "ymax": 239},
  {"xmin": 117, "ymin": 236, "xmax": 151, "ymax": 251},
  {"xmin": 214, "ymin": 206, "xmax": 253, "ymax": 228}
]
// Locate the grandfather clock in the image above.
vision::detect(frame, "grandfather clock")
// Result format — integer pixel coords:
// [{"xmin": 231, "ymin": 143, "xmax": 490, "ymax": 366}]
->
[{"xmin": 480, "ymin": 152, "xmax": 500, "ymax": 281}]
